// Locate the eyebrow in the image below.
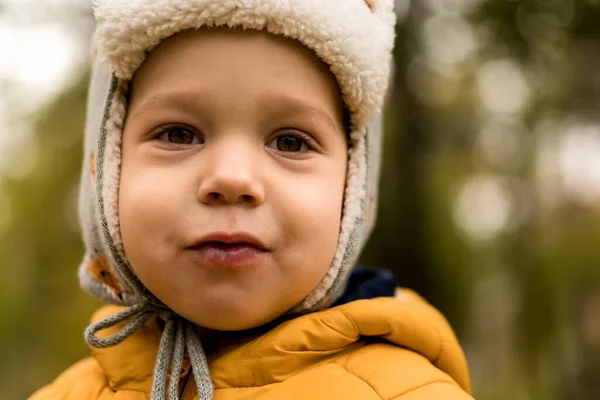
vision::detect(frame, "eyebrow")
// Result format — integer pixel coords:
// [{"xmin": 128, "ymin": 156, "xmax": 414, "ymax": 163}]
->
[
  {"xmin": 127, "ymin": 92, "xmax": 201, "ymax": 122},
  {"xmin": 128, "ymin": 90, "xmax": 343, "ymax": 133},
  {"xmin": 266, "ymin": 94, "xmax": 342, "ymax": 133}
]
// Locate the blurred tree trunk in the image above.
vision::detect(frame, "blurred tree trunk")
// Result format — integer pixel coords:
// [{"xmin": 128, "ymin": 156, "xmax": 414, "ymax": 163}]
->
[{"xmin": 361, "ymin": 1, "xmax": 438, "ymax": 304}]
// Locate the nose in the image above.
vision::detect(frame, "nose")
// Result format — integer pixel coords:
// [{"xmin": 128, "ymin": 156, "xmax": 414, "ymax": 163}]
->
[{"xmin": 197, "ymin": 141, "xmax": 265, "ymax": 207}]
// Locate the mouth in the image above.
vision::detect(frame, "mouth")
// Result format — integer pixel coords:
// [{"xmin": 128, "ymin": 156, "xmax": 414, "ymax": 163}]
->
[{"xmin": 186, "ymin": 232, "xmax": 268, "ymax": 268}]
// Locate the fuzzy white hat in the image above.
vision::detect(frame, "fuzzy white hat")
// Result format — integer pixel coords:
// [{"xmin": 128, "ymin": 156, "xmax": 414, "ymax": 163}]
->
[{"xmin": 80, "ymin": 1, "xmax": 396, "ymax": 398}]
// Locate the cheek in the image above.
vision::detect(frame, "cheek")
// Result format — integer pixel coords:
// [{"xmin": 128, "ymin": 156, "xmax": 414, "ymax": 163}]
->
[
  {"xmin": 275, "ymin": 156, "xmax": 347, "ymax": 274},
  {"xmin": 118, "ymin": 159, "xmax": 191, "ymax": 267}
]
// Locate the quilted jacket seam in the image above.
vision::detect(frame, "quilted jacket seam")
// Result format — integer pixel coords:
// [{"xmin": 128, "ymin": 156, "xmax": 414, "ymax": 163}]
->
[
  {"xmin": 388, "ymin": 379, "xmax": 458, "ymax": 400},
  {"xmin": 335, "ymin": 364, "xmax": 383, "ymax": 399}
]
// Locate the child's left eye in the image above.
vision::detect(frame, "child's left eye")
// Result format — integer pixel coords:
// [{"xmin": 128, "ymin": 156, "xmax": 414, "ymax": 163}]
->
[{"xmin": 266, "ymin": 132, "xmax": 312, "ymax": 153}]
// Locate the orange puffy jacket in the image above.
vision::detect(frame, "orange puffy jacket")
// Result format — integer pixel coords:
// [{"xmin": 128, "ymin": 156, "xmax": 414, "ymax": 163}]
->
[{"xmin": 31, "ymin": 290, "xmax": 472, "ymax": 399}]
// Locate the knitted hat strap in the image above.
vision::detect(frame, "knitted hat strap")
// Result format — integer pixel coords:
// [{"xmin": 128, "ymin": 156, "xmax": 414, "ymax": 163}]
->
[
  {"xmin": 167, "ymin": 319, "xmax": 186, "ymax": 399},
  {"xmin": 184, "ymin": 321, "xmax": 213, "ymax": 398},
  {"xmin": 85, "ymin": 303, "xmax": 151, "ymax": 348},
  {"xmin": 86, "ymin": 306, "xmax": 214, "ymax": 399}
]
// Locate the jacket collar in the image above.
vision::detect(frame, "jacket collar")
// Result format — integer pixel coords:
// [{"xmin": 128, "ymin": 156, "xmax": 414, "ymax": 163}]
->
[{"xmin": 90, "ymin": 291, "xmax": 470, "ymax": 394}]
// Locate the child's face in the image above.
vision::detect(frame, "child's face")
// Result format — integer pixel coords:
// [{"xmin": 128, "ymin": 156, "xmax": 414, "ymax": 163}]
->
[{"xmin": 119, "ymin": 28, "xmax": 348, "ymax": 331}]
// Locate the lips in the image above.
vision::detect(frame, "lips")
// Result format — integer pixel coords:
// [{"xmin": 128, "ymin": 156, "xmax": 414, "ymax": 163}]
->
[{"xmin": 187, "ymin": 232, "xmax": 268, "ymax": 268}]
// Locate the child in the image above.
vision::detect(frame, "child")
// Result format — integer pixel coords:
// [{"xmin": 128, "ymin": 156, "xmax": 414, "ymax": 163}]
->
[{"xmin": 31, "ymin": 1, "xmax": 473, "ymax": 399}]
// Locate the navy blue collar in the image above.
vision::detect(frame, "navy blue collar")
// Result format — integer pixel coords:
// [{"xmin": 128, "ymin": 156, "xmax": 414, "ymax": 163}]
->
[{"xmin": 332, "ymin": 266, "xmax": 396, "ymax": 307}]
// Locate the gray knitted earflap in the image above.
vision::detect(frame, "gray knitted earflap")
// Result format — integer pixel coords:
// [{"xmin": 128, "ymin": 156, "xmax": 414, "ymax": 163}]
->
[{"xmin": 79, "ymin": 1, "xmax": 396, "ymax": 398}]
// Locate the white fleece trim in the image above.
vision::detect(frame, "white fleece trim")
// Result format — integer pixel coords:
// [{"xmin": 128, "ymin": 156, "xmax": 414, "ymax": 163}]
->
[
  {"xmin": 295, "ymin": 125, "xmax": 368, "ymax": 311},
  {"xmin": 101, "ymin": 79, "xmax": 130, "ymax": 277},
  {"xmin": 92, "ymin": 0, "xmax": 395, "ymax": 126}
]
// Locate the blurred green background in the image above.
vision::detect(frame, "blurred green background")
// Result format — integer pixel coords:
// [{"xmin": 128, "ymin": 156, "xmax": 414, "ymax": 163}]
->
[{"xmin": 1, "ymin": 0, "xmax": 600, "ymax": 399}]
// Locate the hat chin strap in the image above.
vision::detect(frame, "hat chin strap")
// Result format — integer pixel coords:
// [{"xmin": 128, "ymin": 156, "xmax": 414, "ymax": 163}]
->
[{"xmin": 85, "ymin": 300, "xmax": 213, "ymax": 400}]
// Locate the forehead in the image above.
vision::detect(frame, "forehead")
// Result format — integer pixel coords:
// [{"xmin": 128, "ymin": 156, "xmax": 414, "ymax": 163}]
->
[{"xmin": 128, "ymin": 28, "xmax": 344, "ymax": 117}]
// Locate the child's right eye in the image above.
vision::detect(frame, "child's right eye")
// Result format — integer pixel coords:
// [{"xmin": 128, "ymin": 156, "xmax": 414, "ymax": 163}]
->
[{"xmin": 156, "ymin": 126, "xmax": 204, "ymax": 145}]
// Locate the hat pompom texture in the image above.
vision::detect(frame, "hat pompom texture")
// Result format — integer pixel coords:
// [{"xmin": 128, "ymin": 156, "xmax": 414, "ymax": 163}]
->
[{"xmin": 79, "ymin": 0, "xmax": 396, "ymax": 313}]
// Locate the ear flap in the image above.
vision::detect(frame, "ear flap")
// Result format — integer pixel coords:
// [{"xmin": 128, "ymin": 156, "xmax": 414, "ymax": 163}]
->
[{"xmin": 78, "ymin": 49, "xmax": 142, "ymax": 306}]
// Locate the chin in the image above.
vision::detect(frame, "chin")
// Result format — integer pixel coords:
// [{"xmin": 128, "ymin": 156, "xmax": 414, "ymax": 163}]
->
[
  {"xmin": 191, "ymin": 314, "xmax": 277, "ymax": 332},
  {"xmin": 179, "ymin": 302, "xmax": 285, "ymax": 332},
  {"xmin": 201, "ymin": 319, "xmax": 263, "ymax": 332}
]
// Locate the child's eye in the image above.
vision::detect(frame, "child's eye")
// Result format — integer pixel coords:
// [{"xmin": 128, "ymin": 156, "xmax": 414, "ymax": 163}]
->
[
  {"xmin": 157, "ymin": 126, "xmax": 204, "ymax": 145},
  {"xmin": 267, "ymin": 132, "xmax": 312, "ymax": 153}
]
